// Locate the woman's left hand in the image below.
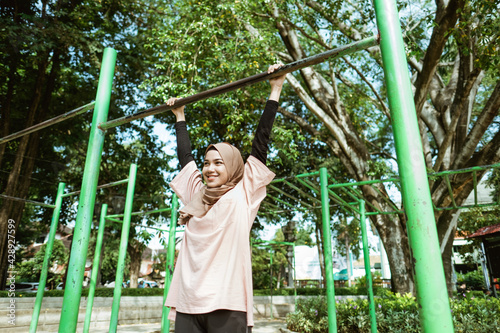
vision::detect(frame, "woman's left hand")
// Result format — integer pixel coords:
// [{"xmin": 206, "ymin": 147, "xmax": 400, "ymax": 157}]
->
[{"xmin": 268, "ymin": 63, "xmax": 286, "ymax": 88}]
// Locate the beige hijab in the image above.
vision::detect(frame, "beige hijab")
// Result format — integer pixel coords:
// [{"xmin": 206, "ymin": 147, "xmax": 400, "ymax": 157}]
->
[{"xmin": 179, "ymin": 143, "xmax": 244, "ymax": 224}]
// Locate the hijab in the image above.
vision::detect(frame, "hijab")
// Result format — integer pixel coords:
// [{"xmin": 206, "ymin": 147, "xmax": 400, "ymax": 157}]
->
[{"xmin": 178, "ymin": 142, "xmax": 244, "ymax": 224}]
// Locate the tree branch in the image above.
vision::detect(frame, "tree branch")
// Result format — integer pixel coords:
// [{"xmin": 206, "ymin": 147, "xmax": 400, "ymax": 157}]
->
[
  {"xmin": 453, "ymin": 80, "xmax": 500, "ymax": 168},
  {"xmin": 414, "ymin": 0, "xmax": 464, "ymax": 117},
  {"xmin": 341, "ymin": 56, "xmax": 390, "ymax": 119}
]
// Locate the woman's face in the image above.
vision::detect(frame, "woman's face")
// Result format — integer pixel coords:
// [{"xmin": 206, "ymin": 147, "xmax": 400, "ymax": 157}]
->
[{"xmin": 203, "ymin": 149, "xmax": 229, "ymax": 188}]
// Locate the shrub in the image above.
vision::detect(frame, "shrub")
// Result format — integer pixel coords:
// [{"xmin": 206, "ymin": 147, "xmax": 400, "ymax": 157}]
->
[
  {"xmin": 0, "ymin": 287, "xmax": 165, "ymax": 297},
  {"xmin": 456, "ymin": 269, "xmax": 487, "ymax": 291},
  {"xmin": 253, "ymin": 286, "xmax": 387, "ymax": 297},
  {"xmin": 286, "ymin": 291, "xmax": 500, "ymax": 333},
  {"xmin": 286, "ymin": 296, "xmax": 329, "ymax": 333}
]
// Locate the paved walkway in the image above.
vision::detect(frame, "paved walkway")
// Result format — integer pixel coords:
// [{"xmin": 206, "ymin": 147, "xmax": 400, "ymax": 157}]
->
[{"xmin": 86, "ymin": 318, "xmax": 288, "ymax": 333}]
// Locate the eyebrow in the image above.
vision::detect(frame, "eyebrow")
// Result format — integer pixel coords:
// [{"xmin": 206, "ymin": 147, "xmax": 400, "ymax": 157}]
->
[{"xmin": 204, "ymin": 158, "xmax": 224, "ymax": 162}]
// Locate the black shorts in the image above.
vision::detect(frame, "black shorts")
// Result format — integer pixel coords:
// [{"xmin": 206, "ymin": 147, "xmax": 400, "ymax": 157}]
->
[{"xmin": 175, "ymin": 310, "xmax": 252, "ymax": 333}]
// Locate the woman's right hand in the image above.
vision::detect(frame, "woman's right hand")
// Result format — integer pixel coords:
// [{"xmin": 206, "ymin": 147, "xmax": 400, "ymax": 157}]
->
[{"xmin": 167, "ymin": 97, "xmax": 186, "ymax": 122}]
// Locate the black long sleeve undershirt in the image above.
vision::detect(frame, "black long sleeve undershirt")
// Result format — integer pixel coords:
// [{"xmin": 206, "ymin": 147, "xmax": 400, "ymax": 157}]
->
[
  {"xmin": 174, "ymin": 121, "xmax": 195, "ymax": 169},
  {"xmin": 175, "ymin": 100, "xmax": 278, "ymax": 169},
  {"xmin": 250, "ymin": 100, "xmax": 278, "ymax": 165}
]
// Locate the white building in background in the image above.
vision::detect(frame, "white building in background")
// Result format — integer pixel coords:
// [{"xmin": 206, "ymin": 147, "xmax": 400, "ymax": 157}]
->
[
  {"xmin": 294, "ymin": 235, "xmax": 392, "ymax": 286},
  {"xmin": 294, "ymin": 245, "xmax": 322, "ymax": 281}
]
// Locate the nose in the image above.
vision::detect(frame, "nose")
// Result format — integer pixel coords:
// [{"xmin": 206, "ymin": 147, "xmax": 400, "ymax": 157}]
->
[{"xmin": 206, "ymin": 162, "xmax": 215, "ymax": 172}]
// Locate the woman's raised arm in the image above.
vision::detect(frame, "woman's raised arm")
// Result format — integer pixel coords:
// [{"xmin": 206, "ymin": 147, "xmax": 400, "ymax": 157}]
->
[
  {"xmin": 167, "ymin": 97, "xmax": 194, "ymax": 169},
  {"xmin": 250, "ymin": 64, "xmax": 287, "ymax": 165}
]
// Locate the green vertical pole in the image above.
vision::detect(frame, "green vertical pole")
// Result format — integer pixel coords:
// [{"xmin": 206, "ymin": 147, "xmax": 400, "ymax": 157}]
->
[
  {"xmin": 359, "ymin": 200, "xmax": 377, "ymax": 333},
  {"xmin": 270, "ymin": 249, "xmax": 273, "ymax": 320},
  {"xmin": 319, "ymin": 167, "xmax": 337, "ymax": 333},
  {"xmin": 59, "ymin": 47, "xmax": 116, "ymax": 333},
  {"xmin": 109, "ymin": 163, "xmax": 138, "ymax": 333},
  {"xmin": 373, "ymin": 1, "xmax": 454, "ymax": 332},
  {"xmin": 30, "ymin": 182, "xmax": 66, "ymax": 333},
  {"xmin": 293, "ymin": 243, "xmax": 297, "ymax": 305},
  {"xmin": 161, "ymin": 194, "xmax": 178, "ymax": 333},
  {"xmin": 83, "ymin": 204, "xmax": 108, "ymax": 333}
]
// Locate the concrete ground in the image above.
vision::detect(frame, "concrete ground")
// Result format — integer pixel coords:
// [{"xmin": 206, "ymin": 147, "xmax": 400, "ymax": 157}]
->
[{"xmin": 86, "ymin": 318, "xmax": 289, "ymax": 333}]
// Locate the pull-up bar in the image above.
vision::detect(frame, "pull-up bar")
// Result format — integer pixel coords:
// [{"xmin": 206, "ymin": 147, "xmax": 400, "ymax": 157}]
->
[
  {"xmin": 99, "ymin": 36, "xmax": 379, "ymax": 130},
  {"xmin": 0, "ymin": 102, "xmax": 95, "ymax": 145},
  {"xmin": 0, "ymin": 193, "xmax": 56, "ymax": 209}
]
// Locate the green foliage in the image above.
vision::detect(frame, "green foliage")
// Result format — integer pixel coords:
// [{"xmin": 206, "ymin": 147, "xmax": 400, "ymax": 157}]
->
[
  {"xmin": 143, "ymin": 1, "xmax": 282, "ymax": 157},
  {"xmin": 97, "ymin": 236, "xmax": 130, "ymax": 284},
  {"xmin": 287, "ymin": 296, "xmax": 330, "ymax": 333},
  {"xmin": 286, "ymin": 292, "xmax": 500, "ymax": 333},
  {"xmin": 253, "ymin": 286, "xmax": 388, "ymax": 297},
  {"xmin": 295, "ymin": 225, "xmax": 316, "ymax": 247},
  {"xmin": 332, "ymin": 218, "xmax": 363, "ymax": 259},
  {"xmin": 453, "ymin": 0, "xmax": 500, "ymax": 74},
  {"xmin": 14, "ymin": 240, "xmax": 68, "ymax": 287},
  {"xmin": 457, "ymin": 207, "xmax": 499, "ymax": 264},
  {"xmin": 0, "ymin": 287, "xmax": 164, "ymax": 298},
  {"xmin": 1, "ymin": 0, "xmax": 172, "ymax": 285},
  {"xmin": 456, "ymin": 269, "xmax": 487, "ymax": 291}
]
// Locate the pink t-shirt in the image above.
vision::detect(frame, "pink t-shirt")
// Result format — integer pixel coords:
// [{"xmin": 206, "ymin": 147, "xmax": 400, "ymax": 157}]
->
[{"xmin": 165, "ymin": 155, "xmax": 275, "ymax": 326}]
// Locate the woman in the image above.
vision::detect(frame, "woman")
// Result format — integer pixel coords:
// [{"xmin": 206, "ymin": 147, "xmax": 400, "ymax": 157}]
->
[{"xmin": 165, "ymin": 64, "xmax": 286, "ymax": 333}]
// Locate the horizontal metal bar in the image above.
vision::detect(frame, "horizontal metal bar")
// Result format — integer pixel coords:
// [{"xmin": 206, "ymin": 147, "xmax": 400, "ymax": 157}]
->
[
  {"xmin": 344, "ymin": 186, "xmax": 384, "ymax": 214},
  {"xmin": 253, "ymin": 239, "xmax": 295, "ymax": 247},
  {"xmin": 283, "ymin": 180, "xmax": 322, "ymax": 204},
  {"xmin": 266, "ymin": 193, "xmax": 307, "ymax": 212},
  {"xmin": 268, "ymin": 184, "xmax": 314, "ymax": 208},
  {"xmin": 0, "ymin": 194, "xmax": 56, "ymax": 208},
  {"xmin": 295, "ymin": 178, "xmax": 321, "ymax": 196},
  {"xmin": 434, "ymin": 202, "xmax": 500, "ymax": 212},
  {"xmin": 338, "ymin": 186, "xmax": 364, "ymax": 204},
  {"xmin": 295, "ymin": 171, "xmax": 320, "ymax": 179},
  {"xmin": 271, "ymin": 171, "xmax": 320, "ymax": 185},
  {"xmin": 328, "ymin": 177, "xmax": 400, "ymax": 189},
  {"xmin": 99, "ymin": 36, "xmax": 379, "ymax": 130},
  {"xmin": 62, "ymin": 179, "xmax": 129, "ymax": 197},
  {"xmin": 0, "ymin": 102, "xmax": 95, "ymax": 145},
  {"xmin": 327, "ymin": 188, "xmax": 361, "ymax": 215},
  {"xmin": 368, "ymin": 184, "xmax": 402, "ymax": 212},
  {"xmin": 427, "ymin": 162, "xmax": 500, "ymax": 177},
  {"xmin": 106, "ymin": 218, "xmax": 184, "ymax": 233},
  {"xmin": 104, "ymin": 216, "xmax": 123, "ymax": 223},
  {"xmin": 107, "ymin": 207, "xmax": 173, "ymax": 219}
]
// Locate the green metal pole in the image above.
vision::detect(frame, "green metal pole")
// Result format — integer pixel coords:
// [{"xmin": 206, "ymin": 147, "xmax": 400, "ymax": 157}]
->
[
  {"xmin": 161, "ymin": 194, "xmax": 178, "ymax": 333},
  {"xmin": 30, "ymin": 182, "xmax": 66, "ymax": 333},
  {"xmin": 372, "ymin": 1, "xmax": 454, "ymax": 332},
  {"xmin": 58, "ymin": 47, "xmax": 116, "ymax": 333},
  {"xmin": 359, "ymin": 200, "xmax": 377, "ymax": 333},
  {"xmin": 270, "ymin": 248, "xmax": 273, "ymax": 320},
  {"xmin": 83, "ymin": 204, "xmax": 108, "ymax": 333},
  {"xmin": 109, "ymin": 163, "xmax": 138, "ymax": 333},
  {"xmin": 319, "ymin": 167, "xmax": 337, "ymax": 333}
]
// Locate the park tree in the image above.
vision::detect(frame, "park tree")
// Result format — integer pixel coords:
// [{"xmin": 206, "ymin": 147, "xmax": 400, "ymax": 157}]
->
[
  {"xmin": 15, "ymin": 239, "xmax": 68, "ymax": 289},
  {"xmin": 0, "ymin": 0, "xmax": 169, "ymax": 287},
  {"xmin": 143, "ymin": 0, "xmax": 500, "ymax": 295}
]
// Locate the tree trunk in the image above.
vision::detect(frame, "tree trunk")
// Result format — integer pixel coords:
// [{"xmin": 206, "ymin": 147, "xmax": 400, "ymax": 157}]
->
[
  {"xmin": 0, "ymin": 59, "xmax": 18, "ymax": 169},
  {"xmin": 314, "ymin": 214, "xmax": 326, "ymax": 288},
  {"xmin": 0, "ymin": 49, "xmax": 59, "ymax": 285},
  {"xmin": 127, "ymin": 240, "xmax": 145, "ymax": 288},
  {"xmin": 95, "ymin": 232, "xmax": 107, "ymax": 287}
]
